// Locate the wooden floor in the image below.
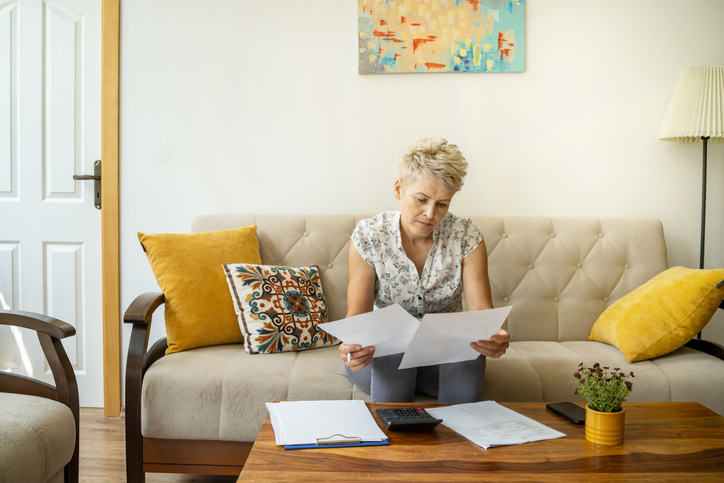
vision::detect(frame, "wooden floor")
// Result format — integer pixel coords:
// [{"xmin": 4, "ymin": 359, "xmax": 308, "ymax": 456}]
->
[{"xmin": 79, "ymin": 408, "xmax": 238, "ymax": 483}]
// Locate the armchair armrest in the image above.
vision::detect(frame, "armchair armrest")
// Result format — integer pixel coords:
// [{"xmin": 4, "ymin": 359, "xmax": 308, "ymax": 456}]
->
[
  {"xmin": 0, "ymin": 310, "xmax": 78, "ymax": 407},
  {"xmin": 0, "ymin": 310, "xmax": 75, "ymax": 339}
]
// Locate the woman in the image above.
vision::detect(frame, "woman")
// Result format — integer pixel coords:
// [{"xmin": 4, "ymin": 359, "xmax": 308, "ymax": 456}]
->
[{"xmin": 340, "ymin": 137, "xmax": 510, "ymax": 403}]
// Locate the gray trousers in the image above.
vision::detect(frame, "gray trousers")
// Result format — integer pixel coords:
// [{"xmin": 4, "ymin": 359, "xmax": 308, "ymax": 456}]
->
[{"xmin": 345, "ymin": 353, "xmax": 486, "ymax": 403}]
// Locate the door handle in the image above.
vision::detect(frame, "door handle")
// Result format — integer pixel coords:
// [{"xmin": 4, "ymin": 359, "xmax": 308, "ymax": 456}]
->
[{"xmin": 73, "ymin": 160, "xmax": 101, "ymax": 209}]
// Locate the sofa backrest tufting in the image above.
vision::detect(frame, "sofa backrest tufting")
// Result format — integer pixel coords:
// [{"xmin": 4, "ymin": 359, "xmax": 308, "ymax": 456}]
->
[{"xmin": 191, "ymin": 214, "xmax": 668, "ymax": 343}]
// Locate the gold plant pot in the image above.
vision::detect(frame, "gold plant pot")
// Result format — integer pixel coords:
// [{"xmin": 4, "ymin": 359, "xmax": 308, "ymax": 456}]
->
[{"xmin": 585, "ymin": 404, "xmax": 625, "ymax": 445}]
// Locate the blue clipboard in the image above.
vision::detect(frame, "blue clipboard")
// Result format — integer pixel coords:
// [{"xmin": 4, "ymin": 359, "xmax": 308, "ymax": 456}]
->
[
  {"xmin": 284, "ymin": 440, "xmax": 390, "ymax": 450},
  {"xmin": 283, "ymin": 433, "xmax": 390, "ymax": 450}
]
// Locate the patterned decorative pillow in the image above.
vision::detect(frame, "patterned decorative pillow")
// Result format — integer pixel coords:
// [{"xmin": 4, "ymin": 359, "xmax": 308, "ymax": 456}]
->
[{"xmin": 223, "ymin": 263, "xmax": 338, "ymax": 354}]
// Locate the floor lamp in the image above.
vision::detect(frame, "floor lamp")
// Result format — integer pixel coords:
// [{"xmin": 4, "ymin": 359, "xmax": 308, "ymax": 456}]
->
[{"xmin": 658, "ymin": 66, "xmax": 724, "ymax": 338}]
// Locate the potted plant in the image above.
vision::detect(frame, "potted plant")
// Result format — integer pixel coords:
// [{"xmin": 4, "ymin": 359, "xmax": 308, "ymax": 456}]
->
[{"xmin": 574, "ymin": 362, "xmax": 634, "ymax": 445}]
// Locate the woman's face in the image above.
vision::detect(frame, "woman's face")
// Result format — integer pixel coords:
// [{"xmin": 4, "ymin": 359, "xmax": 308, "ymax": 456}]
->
[{"xmin": 394, "ymin": 176, "xmax": 455, "ymax": 240}]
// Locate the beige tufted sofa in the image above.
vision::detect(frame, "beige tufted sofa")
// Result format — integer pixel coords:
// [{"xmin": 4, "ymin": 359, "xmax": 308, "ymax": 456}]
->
[{"xmin": 125, "ymin": 214, "xmax": 724, "ymax": 480}]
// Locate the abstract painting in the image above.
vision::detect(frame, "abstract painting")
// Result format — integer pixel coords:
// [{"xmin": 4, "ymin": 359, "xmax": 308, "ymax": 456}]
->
[{"xmin": 358, "ymin": 0, "xmax": 525, "ymax": 74}]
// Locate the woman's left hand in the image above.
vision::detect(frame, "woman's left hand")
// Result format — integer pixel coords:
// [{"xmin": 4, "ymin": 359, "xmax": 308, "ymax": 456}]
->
[{"xmin": 470, "ymin": 329, "xmax": 510, "ymax": 358}]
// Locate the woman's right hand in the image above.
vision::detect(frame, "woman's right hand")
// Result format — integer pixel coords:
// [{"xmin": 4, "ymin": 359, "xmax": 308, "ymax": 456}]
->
[{"xmin": 340, "ymin": 343, "xmax": 375, "ymax": 371}]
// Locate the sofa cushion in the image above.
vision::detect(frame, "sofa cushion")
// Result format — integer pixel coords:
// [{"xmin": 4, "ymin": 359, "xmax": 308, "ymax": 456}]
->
[
  {"xmin": 223, "ymin": 263, "xmax": 337, "ymax": 353},
  {"xmin": 589, "ymin": 266, "xmax": 724, "ymax": 362},
  {"xmin": 483, "ymin": 341, "xmax": 724, "ymax": 414},
  {"xmin": 482, "ymin": 341, "xmax": 671, "ymax": 403},
  {"xmin": 0, "ymin": 393, "xmax": 75, "ymax": 483},
  {"xmin": 141, "ymin": 344, "xmax": 363, "ymax": 442},
  {"xmin": 138, "ymin": 226, "xmax": 262, "ymax": 354}
]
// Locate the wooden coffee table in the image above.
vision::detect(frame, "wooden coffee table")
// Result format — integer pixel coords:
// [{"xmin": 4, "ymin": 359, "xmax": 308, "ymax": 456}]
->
[{"xmin": 238, "ymin": 402, "xmax": 724, "ymax": 482}]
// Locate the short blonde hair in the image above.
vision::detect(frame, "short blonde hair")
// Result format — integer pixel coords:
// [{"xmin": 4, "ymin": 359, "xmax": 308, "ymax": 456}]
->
[{"xmin": 399, "ymin": 138, "xmax": 468, "ymax": 192}]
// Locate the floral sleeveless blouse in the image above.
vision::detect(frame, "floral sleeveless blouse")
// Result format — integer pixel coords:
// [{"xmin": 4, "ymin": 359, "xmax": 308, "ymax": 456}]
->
[{"xmin": 351, "ymin": 210, "xmax": 483, "ymax": 318}]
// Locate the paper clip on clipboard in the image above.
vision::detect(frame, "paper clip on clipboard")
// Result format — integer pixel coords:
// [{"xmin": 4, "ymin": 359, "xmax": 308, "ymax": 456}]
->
[{"xmin": 316, "ymin": 434, "xmax": 362, "ymax": 445}]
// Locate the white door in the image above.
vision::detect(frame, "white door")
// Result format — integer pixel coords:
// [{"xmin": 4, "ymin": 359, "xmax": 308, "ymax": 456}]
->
[{"xmin": 0, "ymin": 0, "xmax": 103, "ymax": 407}]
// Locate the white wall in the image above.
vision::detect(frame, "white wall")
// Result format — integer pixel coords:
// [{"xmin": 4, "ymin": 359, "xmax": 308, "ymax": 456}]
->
[{"xmin": 120, "ymin": 0, "xmax": 724, "ymax": 362}]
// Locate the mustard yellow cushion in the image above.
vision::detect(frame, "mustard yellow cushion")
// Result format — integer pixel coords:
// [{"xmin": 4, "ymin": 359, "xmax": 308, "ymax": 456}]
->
[
  {"xmin": 138, "ymin": 226, "xmax": 262, "ymax": 354},
  {"xmin": 590, "ymin": 266, "xmax": 724, "ymax": 362}
]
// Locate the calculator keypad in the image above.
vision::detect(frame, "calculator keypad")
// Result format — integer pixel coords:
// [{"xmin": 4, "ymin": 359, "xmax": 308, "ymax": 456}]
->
[{"xmin": 376, "ymin": 407, "xmax": 442, "ymax": 430}]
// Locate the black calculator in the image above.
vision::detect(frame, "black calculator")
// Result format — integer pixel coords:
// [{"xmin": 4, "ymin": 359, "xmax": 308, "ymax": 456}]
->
[{"xmin": 375, "ymin": 407, "xmax": 443, "ymax": 430}]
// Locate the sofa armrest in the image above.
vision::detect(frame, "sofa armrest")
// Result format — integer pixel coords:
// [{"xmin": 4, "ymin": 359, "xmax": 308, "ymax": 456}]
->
[
  {"xmin": 689, "ymin": 300, "xmax": 724, "ymax": 361},
  {"xmin": 685, "ymin": 338, "xmax": 724, "ymax": 362},
  {"xmin": 0, "ymin": 310, "xmax": 79, "ymax": 483},
  {"xmin": 124, "ymin": 292, "xmax": 165, "ymax": 482},
  {"xmin": 124, "ymin": 292, "xmax": 167, "ymax": 374},
  {"xmin": 124, "ymin": 292, "xmax": 165, "ymax": 326}
]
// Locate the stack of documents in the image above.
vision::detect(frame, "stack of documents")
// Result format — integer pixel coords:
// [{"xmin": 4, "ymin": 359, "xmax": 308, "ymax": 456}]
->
[
  {"xmin": 320, "ymin": 304, "xmax": 513, "ymax": 369},
  {"xmin": 400, "ymin": 306, "xmax": 512, "ymax": 369},
  {"xmin": 265, "ymin": 400, "xmax": 389, "ymax": 450},
  {"xmin": 426, "ymin": 401, "xmax": 566, "ymax": 449}
]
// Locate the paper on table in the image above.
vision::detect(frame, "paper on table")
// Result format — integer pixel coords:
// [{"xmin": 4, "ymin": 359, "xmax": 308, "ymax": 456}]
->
[
  {"xmin": 318, "ymin": 304, "xmax": 420, "ymax": 357},
  {"xmin": 398, "ymin": 306, "xmax": 512, "ymax": 369},
  {"xmin": 265, "ymin": 400, "xmax": 388, "ymax": 447},
  {"xmin": 426, "ymin": 401, "xmax": 566, "ymax": 449}
]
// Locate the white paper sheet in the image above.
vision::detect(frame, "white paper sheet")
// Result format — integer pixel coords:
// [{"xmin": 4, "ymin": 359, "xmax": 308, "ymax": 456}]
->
[
  {"xmin": 265, "ymin": 400, "xmax": 388, "ymax": 446},
  {"xmin": 426, "ymin": 401, "xmax": 566, "ymax": 449},
  {"xmin": 398, "ymin": 306, "xmax": 512, "ymax": 369},
  {"xmin": 318, "ymin": 304, "xmax": 420, "ymax": 357}
]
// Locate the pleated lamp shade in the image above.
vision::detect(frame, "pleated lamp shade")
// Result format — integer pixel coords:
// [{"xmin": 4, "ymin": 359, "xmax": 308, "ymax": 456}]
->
[{"xmin": 658, "ymin": 66, "xmax": 724, "ymax": 143}]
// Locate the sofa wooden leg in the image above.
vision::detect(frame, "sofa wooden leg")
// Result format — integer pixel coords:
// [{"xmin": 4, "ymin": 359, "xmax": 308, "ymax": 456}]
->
[
  {"xmin": 125, "ymin": 401, "xmax": 145, "ymax": 483},
  {"xmin": 126, "ymin": 436, "xmax": 145, "ymax": 483}
]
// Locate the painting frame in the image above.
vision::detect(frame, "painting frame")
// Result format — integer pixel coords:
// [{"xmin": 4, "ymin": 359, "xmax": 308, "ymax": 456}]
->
[{"xmin": 358, "ymin": 0, "xmax": 525, "ymax": 74}]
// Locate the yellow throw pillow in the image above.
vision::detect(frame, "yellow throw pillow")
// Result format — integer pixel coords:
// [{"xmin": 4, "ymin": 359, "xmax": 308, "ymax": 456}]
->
[
  {"xmin": 138, "ymin": 226, "xmax": 262, "ymax": 354},
  {"xmin": 590, "ymin": 266, "xmax": 724, "ymax": 362}
]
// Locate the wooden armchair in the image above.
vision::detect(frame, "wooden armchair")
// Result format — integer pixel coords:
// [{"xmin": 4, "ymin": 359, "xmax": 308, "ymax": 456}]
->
[{"xmin": 0, "ymin": 310, "xmax": 80, "ymax": 483}]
